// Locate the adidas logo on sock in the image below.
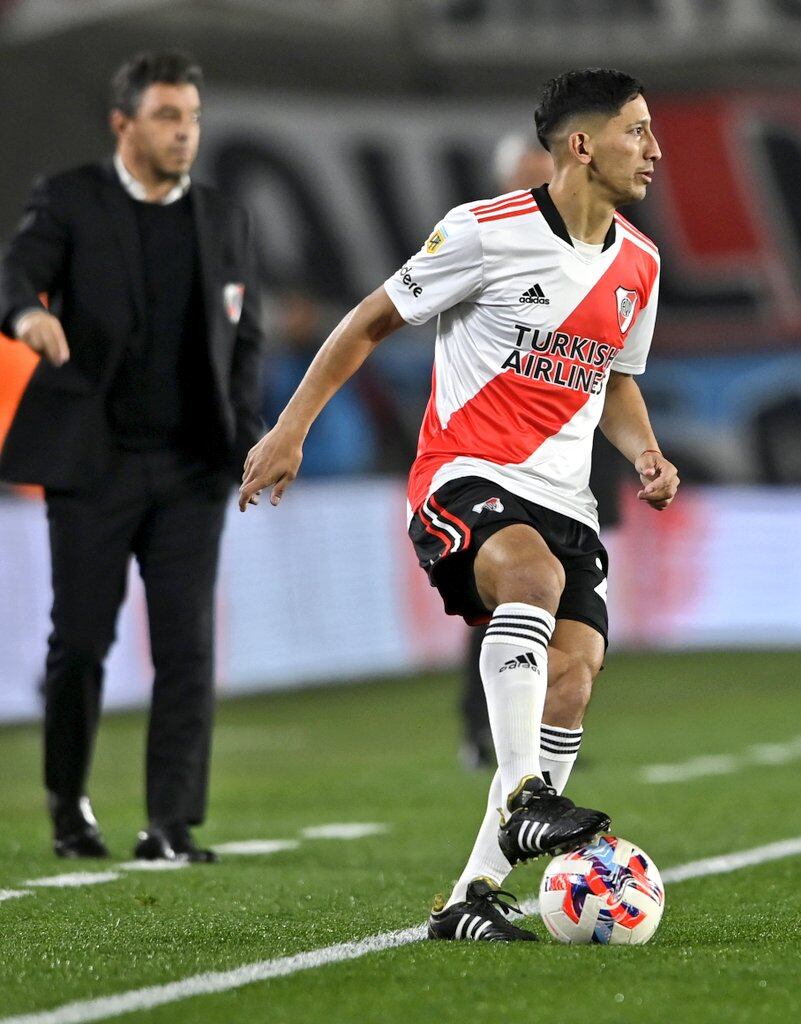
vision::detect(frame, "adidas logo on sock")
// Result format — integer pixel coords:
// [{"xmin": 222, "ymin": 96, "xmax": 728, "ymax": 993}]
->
[
  {"xmin": 499, "ymin": 652, "xmax": 541, "ymax": 673},
  {"xmin": 519, "ymin": 283, "xmax": 549, "ymax": 304}
]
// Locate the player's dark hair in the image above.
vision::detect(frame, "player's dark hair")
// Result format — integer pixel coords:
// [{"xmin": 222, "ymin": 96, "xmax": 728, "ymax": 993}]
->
[
  {"xmin": 534, "ymin": 68, "xmax": 644, "ymax": 152},
  {"xmin": 110, "ymin": 51, "xmax": 203, "ymax": 116}
]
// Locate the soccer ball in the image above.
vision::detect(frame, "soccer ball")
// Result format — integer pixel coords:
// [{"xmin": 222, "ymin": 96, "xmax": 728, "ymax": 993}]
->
[{"xmin": 538, "ymin": 834, "xmax": 664, "ymax": 945}]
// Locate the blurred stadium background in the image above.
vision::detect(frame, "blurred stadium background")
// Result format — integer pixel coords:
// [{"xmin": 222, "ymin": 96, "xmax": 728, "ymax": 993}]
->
[
  {"xmin": 3, "ymin": 5, "xmax": 801, "ymax": 1022},
  {"xmin": 1, "ymin": 0, "xmax": 801, "ymax": 718}
]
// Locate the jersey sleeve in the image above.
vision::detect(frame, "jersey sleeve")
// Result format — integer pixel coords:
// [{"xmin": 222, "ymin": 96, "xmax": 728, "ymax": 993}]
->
[
  {"xmin": 611, "ymin": 271, "xmax": 659, "ymax": 375},
  {"xmin": 383, "ymin": 206, "xmax": 484, "ymax": 326}
]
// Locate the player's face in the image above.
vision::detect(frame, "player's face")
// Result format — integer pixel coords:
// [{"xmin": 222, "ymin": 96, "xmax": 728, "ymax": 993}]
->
[
  {"xmin": 590, "ymin": 95, "xmax": 661, "ymax": 206},
  {"xmin": 118, "ymin": 83, "xmax": 201, "ymax": 181}
]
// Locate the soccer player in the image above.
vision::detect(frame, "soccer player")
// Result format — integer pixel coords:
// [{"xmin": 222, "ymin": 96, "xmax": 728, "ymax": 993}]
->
[{"xmin": 240, "ymin": 68, "xmax": 679, "ymax": 942}]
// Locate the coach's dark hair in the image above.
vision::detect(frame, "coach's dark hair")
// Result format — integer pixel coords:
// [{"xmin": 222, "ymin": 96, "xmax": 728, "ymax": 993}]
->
[
  {"xmin": 534, "ymin": 68, "xmax": 644, "ymax": 152},
  {"xmin": 110, "ymin": 51, "xmax": 203, "ymax": 116}
]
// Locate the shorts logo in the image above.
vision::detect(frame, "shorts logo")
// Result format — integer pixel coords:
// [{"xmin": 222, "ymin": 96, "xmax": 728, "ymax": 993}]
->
[
  {"xmin": 425, "ymin": 226, "xmax": 448, "ymax": 254},
  {"xmin": 223, "ymin": 282, "xmax": 245, "ymax": 324},
  {"xmin": 616, "ymin": 286, "xmax": 638, "ymax": 334},
  {"xmin": 472, "ymin": 497, "xmax": 504, "ymax": 514}
]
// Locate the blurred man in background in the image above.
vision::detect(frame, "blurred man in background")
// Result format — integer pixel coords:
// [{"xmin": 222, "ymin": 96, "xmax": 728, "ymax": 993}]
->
[{"xmin": 0, "ymin": 51, "xmax": 264, "ymax": 861}]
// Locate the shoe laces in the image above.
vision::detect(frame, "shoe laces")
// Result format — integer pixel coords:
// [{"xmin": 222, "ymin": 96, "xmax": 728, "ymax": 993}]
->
[
  {"xmin": 476, "ymin": 886, "xmax": 523, "ymax": 919},
  {"xmin": 522, "ymin": 781, "xmax": 576, "ymax": 813}
]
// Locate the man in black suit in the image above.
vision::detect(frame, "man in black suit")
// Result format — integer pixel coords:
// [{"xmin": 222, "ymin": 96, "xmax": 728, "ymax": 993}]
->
[{"xmin": 0, "ymin": 52, "xmax": 263, "ymax": 861}]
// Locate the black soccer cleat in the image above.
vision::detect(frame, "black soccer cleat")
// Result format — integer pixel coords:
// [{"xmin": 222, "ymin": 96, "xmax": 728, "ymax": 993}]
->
[
  {"xmin": 427, "ymin": 878, "xmax": 538, "ymax": 942},
  {"xmin": 498, "ymin": 776, "xmax": 610, "ymax": 865}
]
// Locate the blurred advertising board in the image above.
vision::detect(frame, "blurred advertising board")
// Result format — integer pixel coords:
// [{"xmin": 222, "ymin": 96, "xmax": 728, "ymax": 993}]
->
[
  {"xmin": 199, "ymin": 88, "xmax": 801, "ymax": 354},
  {"xmin": 1, "ymin": 479, "xmax": 799, "ymax": 722}
]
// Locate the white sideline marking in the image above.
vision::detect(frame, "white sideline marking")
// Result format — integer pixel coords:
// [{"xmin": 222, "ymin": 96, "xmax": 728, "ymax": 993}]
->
[
  {"xmin": 301, "ymin": 823, "xmax": 387, "ymax": 840},
  {"xmin": 0, "ymin": 889, "xmax": 32, "ymax": 902},
  {"xmin": 23, "ymin": 872, "xmax": 121, "ymax": 888},
  {"xmin": 0, "ymin": 925, "xmax": 427, "ymax": 1024},
  {"xmin": 659, "ymin": 837, "xmax": 801, "ymax": 884},
  {"xmin": 3, "ymin": 835, "xmax": 801, "ymax": 1024},
  {"xmin": 117, "ymin": 861, "xmax": 189, "ymax": 872},
  {"xmin": 643, "ymin": 735, "xmax": 801, "ymax": 784},
  {"xmin": 212, "ymin": 840, "xmax": 300, "ymax": 856}
]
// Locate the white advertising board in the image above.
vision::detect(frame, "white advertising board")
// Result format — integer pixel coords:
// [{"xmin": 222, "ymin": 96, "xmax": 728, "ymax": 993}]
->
[{"xmin": 1, "ymin": 481, "xmax": 799, "ymax": 722}]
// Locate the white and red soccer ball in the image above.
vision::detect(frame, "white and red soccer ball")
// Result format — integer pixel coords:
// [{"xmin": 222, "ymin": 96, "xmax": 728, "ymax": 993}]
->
[{"xmin": 539, "ymin": 834, "xmax": 664, "ymax": 945}]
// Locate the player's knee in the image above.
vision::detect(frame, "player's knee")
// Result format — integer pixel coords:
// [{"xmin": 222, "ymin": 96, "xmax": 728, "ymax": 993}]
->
[{"xmin": 490, "ymin": 554, "xmax": 565, "ymax": 611}]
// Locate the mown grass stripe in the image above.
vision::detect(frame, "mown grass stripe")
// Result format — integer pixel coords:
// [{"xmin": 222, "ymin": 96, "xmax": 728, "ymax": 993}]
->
[{"xmin": 2, "ymin": 836, "xmax": 801, "ymax": 1024}]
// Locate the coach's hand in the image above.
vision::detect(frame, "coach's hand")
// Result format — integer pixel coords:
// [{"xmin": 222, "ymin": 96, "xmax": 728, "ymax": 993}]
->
[
  {"xmin": 16, "ymin": 310, "xmax": 70, "ymax": 366},
  {"xmin": 239, "ymin": 425, "xmax": 304, "ymax": 511},
  {"xmin": 635, "ymin": 450, "xmax": 679, "ymax": 511}
]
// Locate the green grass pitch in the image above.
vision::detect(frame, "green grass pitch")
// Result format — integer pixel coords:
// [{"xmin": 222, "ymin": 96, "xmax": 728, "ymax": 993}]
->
[{"xmin": 2, "ymin": 650, "xmax": 801, "ymax": 1023}]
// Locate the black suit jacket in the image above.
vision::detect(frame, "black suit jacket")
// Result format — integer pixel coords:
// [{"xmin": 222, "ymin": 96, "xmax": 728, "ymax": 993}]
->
[{"xmin": 0, "ymin": 159, "xmax": 264, "ymax": 489}]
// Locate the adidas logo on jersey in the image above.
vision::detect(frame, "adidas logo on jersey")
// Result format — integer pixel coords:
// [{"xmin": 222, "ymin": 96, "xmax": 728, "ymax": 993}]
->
[
  {"xmin": 519, "ymin": 283, "xmax": 550, "ymax": 305},
  {"xmin": 472, "ymin": 497, "xmax": 504, "ymax": 514},
  {"xmin": 499, "ymin": 652, "xmax": 541, "ymax": 673}
]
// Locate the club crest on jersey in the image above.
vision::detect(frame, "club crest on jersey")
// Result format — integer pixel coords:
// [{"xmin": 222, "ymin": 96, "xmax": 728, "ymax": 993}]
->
[
  {"xmin": 224, "ymin": 282, "xmax": 245, "ymax": 324},
  {"xmin": 425, "ymin": 226, "xmax": 448, "ymax": 254},
  {"xmin": 615, "ymin": 287, "xmax": 638, "ymax": 334},
  {"xmin": 472, "ymin": 497, "xmax": 504, "ymax": 514}
]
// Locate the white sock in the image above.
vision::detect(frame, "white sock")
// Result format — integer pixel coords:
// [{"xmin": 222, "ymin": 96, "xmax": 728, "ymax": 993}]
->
[
  {"xmin": 445, "ymin": 768, "xmax": 512, "ymax": 908},
  {"xmin": 539, "ymin": 724, "xmax": 583, "ymax": 795},
  {"xmin": 480, "ymin": 602, "xmax": 555, "ymax": 806}
]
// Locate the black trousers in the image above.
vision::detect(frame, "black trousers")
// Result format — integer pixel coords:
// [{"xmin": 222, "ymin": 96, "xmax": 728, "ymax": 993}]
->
[{"xmin": 44, "ymin": 446, "xmax": 229, "ymax": 826}]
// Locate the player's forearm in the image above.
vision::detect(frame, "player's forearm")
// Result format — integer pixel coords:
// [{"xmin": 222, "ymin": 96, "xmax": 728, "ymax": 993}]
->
[
  {"xmin": 599, "ymin": 372, "xmax": 660, "ymax": 464},
  {"xmin": 276, "ymin": 287, "xmax": 402, "ymax": 440}
]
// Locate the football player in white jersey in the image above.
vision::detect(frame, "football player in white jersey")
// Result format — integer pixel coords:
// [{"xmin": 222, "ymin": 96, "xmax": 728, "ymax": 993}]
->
[{"xmin": 240, "ymin": 68, "xmax": 679, "ymax": 942}]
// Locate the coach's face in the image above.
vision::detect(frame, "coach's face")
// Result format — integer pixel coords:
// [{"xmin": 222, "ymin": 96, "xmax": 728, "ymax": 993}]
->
[
  {"xmin": 589, "ymin": 94, "xmax": 661, "ymax": 206},
  {"xmin": 116, "ymin": 83, "xmax": 201, "ymax": 181}
]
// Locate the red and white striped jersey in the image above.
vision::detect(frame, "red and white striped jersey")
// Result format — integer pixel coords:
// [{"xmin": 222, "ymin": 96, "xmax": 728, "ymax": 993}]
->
[{"xmin": 383, "ymin": 185, "xmax": 660, "ymax": 532}]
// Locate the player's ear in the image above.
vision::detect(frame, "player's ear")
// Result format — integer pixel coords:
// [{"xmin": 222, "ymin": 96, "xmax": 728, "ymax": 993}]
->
[{"xmin": 568, "ymin": 131, "xmax": 592, "ymax": 165}]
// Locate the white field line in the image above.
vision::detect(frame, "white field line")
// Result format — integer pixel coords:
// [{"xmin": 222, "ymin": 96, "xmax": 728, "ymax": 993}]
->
[
  {"xmin": 116, "ymin": 861, "xmax": 189, "ymax": 872},
  {"xmin": 642, "ymin": 735, "xmax": 801, "ymax": 784},
  {"xmin": 301, "ymin": 823, "xmax": 387, "ymax": 840},
  {"xmin": 658, "ymin": 836, "xmax": 801, "ymax": 884},
  {"xmin": 3, "ymin": 836, "xmax": 801, "ymax": 1024},
  {"xmin": 2, "ymin": 827, "xmax": 380, "ymax": 903},
  {"xmin": 212, "ymin": 840, "xmax": 300, "ymax": 856},
  {"xmin": 23, "ymin": 872, "xmax": 121, "ymax": 888}
]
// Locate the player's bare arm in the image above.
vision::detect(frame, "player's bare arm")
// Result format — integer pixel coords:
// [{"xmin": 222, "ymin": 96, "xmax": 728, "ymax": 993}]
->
[
  {"xmin": 239, "ymin": 286, "xmax": 404, "ymax": 511},
  {"xmin": 600, "ymin": 369, "xmax": 679, "ymax": 510}
]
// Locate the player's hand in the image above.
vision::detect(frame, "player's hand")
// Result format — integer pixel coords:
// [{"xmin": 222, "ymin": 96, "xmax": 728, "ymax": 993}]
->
[
  {"xmin": 634, "ymin": 450, "xmax": 679, "ymax": 511},
  {"xmin": 16, "ymin": 310, "xmax": 70, "ymax": 366},
  {"xmin": 239, "ymin": 425, "xmax": 304, "ymax": 512}
]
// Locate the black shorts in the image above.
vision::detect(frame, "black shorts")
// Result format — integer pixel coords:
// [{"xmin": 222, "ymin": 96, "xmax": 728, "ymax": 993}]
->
[{"xmin": 408, "ymin": 476, "xmax": 609, "ymax": 643}]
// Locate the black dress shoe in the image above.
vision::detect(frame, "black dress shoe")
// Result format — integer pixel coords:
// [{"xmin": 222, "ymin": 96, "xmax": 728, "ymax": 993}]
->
[
  {"xmin": 55, "ymin": 830, "xmax": 110, "ymax": 859},
  {"xmin": 134, "ymin": 824, "xmax": 218, "ymax": 863},
  {"xmin": 50, "ymin": 795, "xmax": 110, "ymax": 859},
  {"xmin": 133, "ymin": 827, "xmax": 177, "ymax": 861}
]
